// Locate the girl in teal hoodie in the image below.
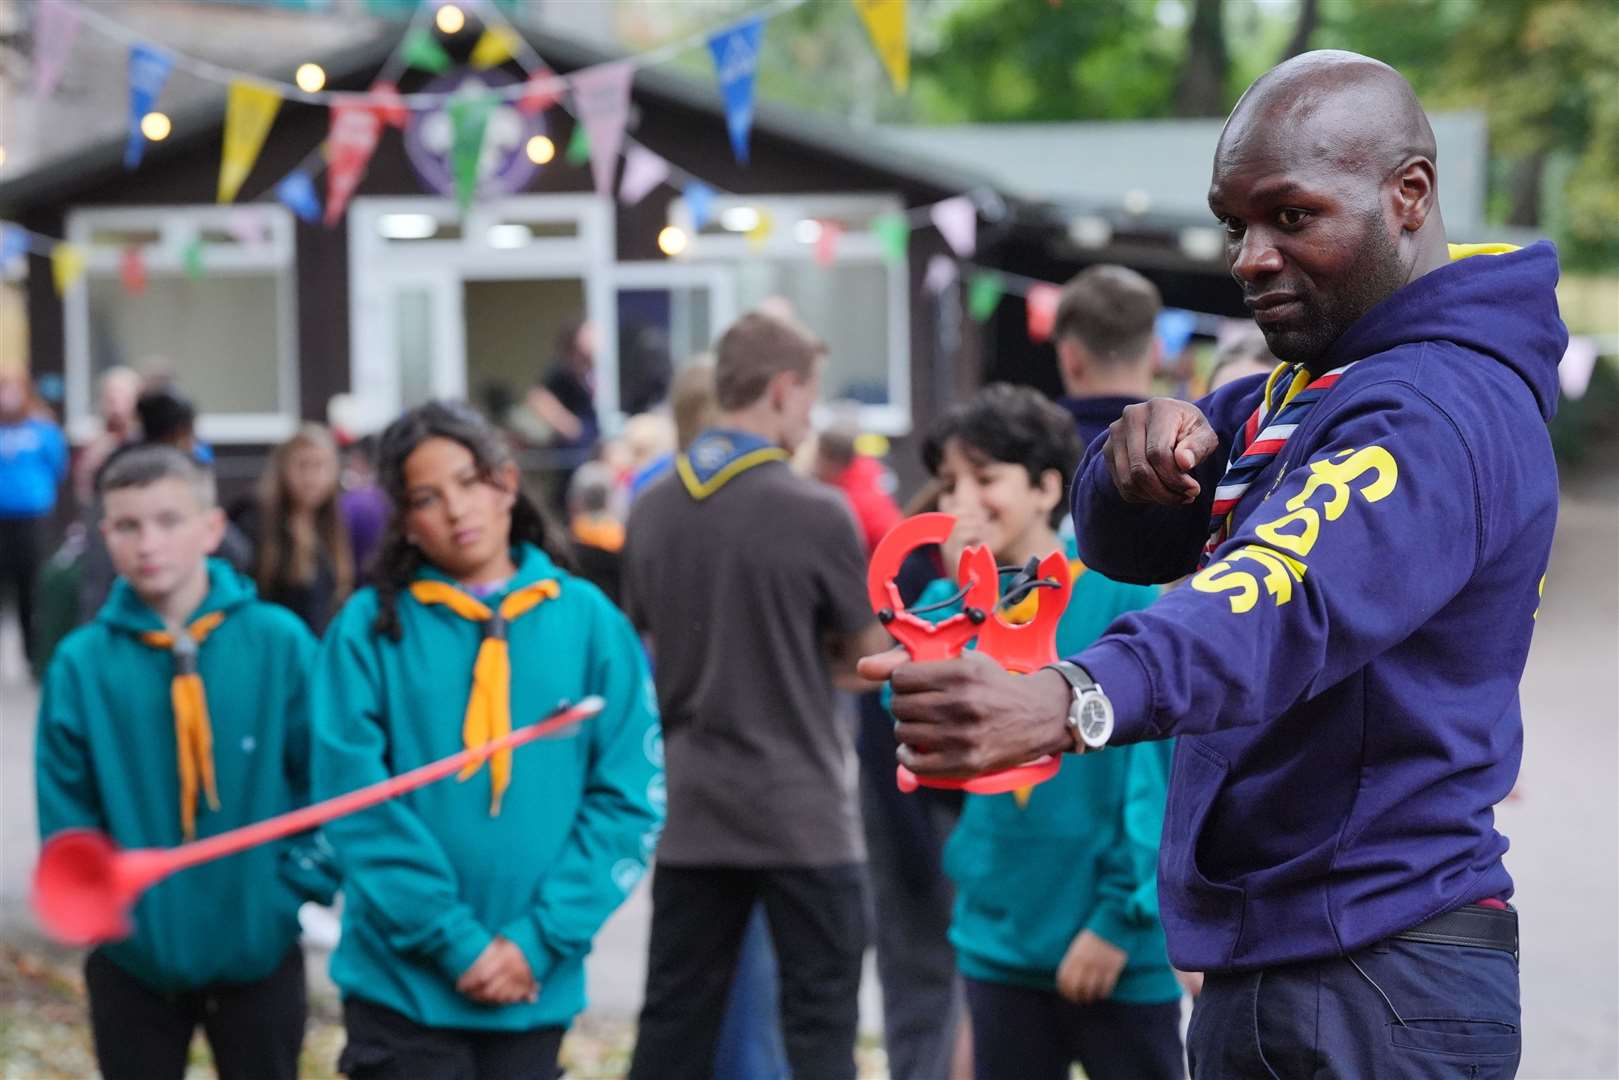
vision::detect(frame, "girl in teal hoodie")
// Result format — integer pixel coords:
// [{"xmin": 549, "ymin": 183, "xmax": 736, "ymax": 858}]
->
[
  {"xmin": 311, "ymin": 402, "xmax": 663, "ymax": 1079},
  {"xmin": 908, "ymin": 385, "xmax": 1182, "ymax": 1080}
]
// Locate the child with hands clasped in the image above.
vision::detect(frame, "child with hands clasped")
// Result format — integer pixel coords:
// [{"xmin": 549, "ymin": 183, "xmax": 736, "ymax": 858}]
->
[
  {"xmin": 311, "ymin": 402, "xmax": 662, "ymax": 1080},
  {"xmin": 905, "ymin": 384, "xmax": 1184, "ymax": 1080}
]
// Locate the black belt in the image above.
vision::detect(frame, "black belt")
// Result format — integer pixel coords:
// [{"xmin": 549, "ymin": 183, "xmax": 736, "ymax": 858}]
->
[{"xmin": 1393, "ymin": 903, "xmax": 1518, "ymax": 956}]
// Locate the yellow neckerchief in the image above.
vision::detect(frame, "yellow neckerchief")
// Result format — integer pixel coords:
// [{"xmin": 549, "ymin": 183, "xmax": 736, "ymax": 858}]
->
[
  {"xmin": 1002, "ymin": 558, "xmax": 1086, "ymax": 809},
  {"xmin": 571, "ymin": 514, "xmax": 626, "ymax": 553},
  {"xmin": 675, "ymin": 446, "xmax": 789, "ymax": 500},
  {"xmin": 139, "ymin": 610, "xmax": 229, "ymax": 840},
  {"xmin": 408, "ymin": 578, "xmax": 561, "ymax": 815}
]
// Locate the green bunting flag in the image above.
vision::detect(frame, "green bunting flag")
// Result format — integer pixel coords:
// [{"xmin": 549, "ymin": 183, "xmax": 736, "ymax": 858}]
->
[
  {"xmin": 182, "ymin": 237, "xmax": 205, "ymax": 281},
  {"xmin": 565, "ymin": 122, "xmax": 591, "ymax": 165},
  {"xmin": 449, "ymin": 94, "xmax": 496, "ymax": 212},
  {"xmin": 967, "ymin": 270, "xmax": 1004, "ymax": 322},
  {"xmin": 402, "ymin": 28, "xmax": 453, "ymax": 74},
  {"xmin": 872, "ymin": 213, "xmax": 908, "ymax": 265}
]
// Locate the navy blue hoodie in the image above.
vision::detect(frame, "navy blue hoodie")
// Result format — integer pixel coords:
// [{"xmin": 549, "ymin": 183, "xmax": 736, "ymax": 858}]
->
[{"xmin": 1068, "ymin": 242, "xmax": 1566, "ymax": 973}]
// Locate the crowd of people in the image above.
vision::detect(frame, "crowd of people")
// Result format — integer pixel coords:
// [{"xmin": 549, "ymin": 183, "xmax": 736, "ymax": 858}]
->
[{"xmin": 4, "ymin": 50, "xmax": 1557, "ymax": 1080}]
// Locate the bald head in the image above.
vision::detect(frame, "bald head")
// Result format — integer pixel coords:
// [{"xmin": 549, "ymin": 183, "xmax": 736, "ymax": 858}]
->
[{"xmin": 1208, "ymin": 51, "xmax": 1449, "ymax": 369}]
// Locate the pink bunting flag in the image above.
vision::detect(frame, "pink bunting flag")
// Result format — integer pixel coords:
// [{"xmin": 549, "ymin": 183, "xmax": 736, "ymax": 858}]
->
[
  {"xmin": 32, "ymin": 0, "xmax": 80, "ymax": 100},
  {"xmin": 120, "ymin": 247, "xmax": 147, "ymax": 296},
  {"xmin": 815, "ymin": 221, "xmax": 844, "ymax": 268},
  {"xmin": 618, "ymin": 145, "xmax": 669, "ymax": 206},
  {"xmin": 924, "ymin": 254, "xmax": 957, "ymax": 295},
  {"xmin": 324, "ymin": 103, "xmax": 383, "ymax": 226},
  {"xmin": 570, "ymin": 61, "xmax": 634, "ymax": 198},
  {"xmin": 369, "ymin": 82, "xmax": 410, "ymax": 129},
  {"xmin": 1025, "ymin": 282, "xmax": 1062, "ymax": 344},
  {"xmin": 227, "ymin": 208, "xmax": 268, "ymax": 247},
  {"xmin": 930, "ymin": 195, "xmax": 976, "ymax": 259},
  {"xmin": 518, "ymin": 68, "xmax": 563, "ymax": 116}
]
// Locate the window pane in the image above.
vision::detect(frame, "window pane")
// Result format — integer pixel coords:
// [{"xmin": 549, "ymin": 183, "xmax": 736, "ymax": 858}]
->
[
  {"xmin": 87, "ymin": 274, "xmax": 282, "ymax": 415},
  {"xmin": 735, "ymin": 260, "xmax": 892, "ymax": 405},
  {"xmin": 394, "ymin": 285, "xmax": 436, "ymax": 410}
]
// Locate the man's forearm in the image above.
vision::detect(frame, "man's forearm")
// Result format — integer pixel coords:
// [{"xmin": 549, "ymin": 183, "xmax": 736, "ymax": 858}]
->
[{"xmin": 1072, "ymin": 451, "xmax": 1217, "ymax": 585}]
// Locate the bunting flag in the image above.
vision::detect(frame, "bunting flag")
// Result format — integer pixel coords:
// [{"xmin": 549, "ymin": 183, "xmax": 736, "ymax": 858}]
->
[
  {"xmin": 684, "ymin": 181, "xmax": 715, "ymax": 229},
  {"xmin": 32, "ymin": 0, "xmax": 81, "ymax": 100},
  {"xmin": 324, "ymin": 104, "xmax": 383, "ymax": 226},
  {"xmin": 125, "ymin": 44, "xmax": 175, "ymax": 169},
  {"xmin": 51, "ymin": 243, "xmax": 86, "ymax": 295},
  {"xmin": 707, "ymin": 17, "xmax": 763, "ymax": 165},
  {"xmin": 217, "ymin": 81, "xmax": 283, "ymax": 203},
  {"xmin": 471, "ymin": 27, "xmax": 522, "ymax": 70},
  {"xmin": 181, "ymin": 237, "xmax": 205, "ymax": 281},
  {"xmin": 745, "ymin": 209, "xmax": 774, "ymax": 251},
  {"xmin": 814, "ymin": 221, "xmax": 843, "ymax": 268},
  {"xmin": 0, "ymin": 226, "xmax": 27, "ymax": 267},
  {"xmin": 930, "ymin": 195, "xmax": 976, "ymax": 259},
  {"xmin": 571, "ymin": 61, "xmax": 634, "ymax": 198},
  {"xmin": 121, "ymin": 246, "xmax": 148, "ymax": 295},
  {"xmin": 275, "ymin": 170, "xmax": 322, "ymax": 223},
  {"xmin": 517, "ymin": 68, "xmax": 562, "ymax": 116},
  {"xmin": 564, "ymin": 122, "xmax": 591, "ymax": 165},
  {"xmin": 853, "ymin": 0, "xmax": 909, "ymax": 93},
  {"xmin": 449, "ymin": 93, "xmax": 497, "ymax": 212},
  {"xmin": 401, "ymin": 27, "xmax": 453, "ymax": 74},
  {"xmin": 369, "ymin": 81, "xmax": 410, "ymax": 128},
  {"xmin": 227, "ymin": 208, "xmax": 268, "ymax": 246},
  {"xmin": 619, "ymin": 145, "xmax": 670, "ymax": 205},
  {"xmin": 1025, "ymin": 282, "xmax": 1061, "ymax": 343},
  {"xmin": 873, "ymin": 212, "xmax": 909, "ymax": 265},
  {"xmin": 924, "ymin": 253, "xmax": 957, "ymax": 294},
  {"xmin": 967, "ymin": 270, "xmax": 1004, "ymax": 322}
]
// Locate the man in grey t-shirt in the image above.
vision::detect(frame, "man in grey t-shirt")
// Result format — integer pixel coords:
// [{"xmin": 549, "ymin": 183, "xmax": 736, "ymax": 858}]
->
[{"xmin": 624, "ymin": 311, "xmax": 885, "ymax": 1080}]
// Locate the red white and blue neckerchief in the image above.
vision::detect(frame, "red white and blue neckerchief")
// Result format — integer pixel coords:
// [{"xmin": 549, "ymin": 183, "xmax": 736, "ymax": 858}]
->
[{"xmin": 1200, "ymin": 360, "xmax": 1356, "ymax": 566}]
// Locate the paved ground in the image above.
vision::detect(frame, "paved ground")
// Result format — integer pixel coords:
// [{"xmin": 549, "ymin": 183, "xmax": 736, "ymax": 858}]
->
[{"xmin": 3, "ymin": 476, "xmax": 1615, "ymax": 1078}]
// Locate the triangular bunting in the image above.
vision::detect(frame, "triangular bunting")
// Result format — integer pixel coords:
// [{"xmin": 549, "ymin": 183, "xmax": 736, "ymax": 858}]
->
[
  {"xmin": 685, "ymin": 181, "xmax": 715, "ymax": 229},
  {"xmin": 745, "ymin": 209, "xmax": 774, "ymax": 251},
  {"xmin": 182, "ymin": 237, "xmax": 205, "ymax": 281},
  {"xmin": 470, "ymin": 27, "xmax": 522, "ymax": 70},
  {"xmin": 32, "ymin": 0, "xmax": 80, "ymax": 100},
  {"xmin": 924, "ymin": 254, "xmax": 958, "ymax": 294},
  {"xmin": 564, "ymin": 122, "xmax": 591, "ymax": 165},
  {"xmin": 218, "ymin": 80, "xmax": 283, "ymax": 203},
  {"xmin": 1025, "ymin": 282, "xmax": 1062, "ymax": 343},
  {"xmin": 125, "ymin": 44, "xmax": 174, "ymax": 169},
  {"xmin": 872, "ymin": 213, "xmax": 909, "ymax": 265},
  {"xmin": 967, "ymin": 271, "xmax": 1005, "ymax": 322},
  {"xmin": 449, "ymin": 93, "xmax": 497, "ymax": 212},
  {"xmin": 324, "ymin": 104, "xmax": 383, "ymax": 226},
  {"xmin": 0, "ymin": 226, "xmax": 27, "ymax": 267},
  {"xmin": 401, "ymin": 27, "xmax": 453, "ymax": 75},
  {"xmin": 619, "ymin": 145, "xmax": 670, "ymax": 206},
  {"xmin": 121, "ymin": 247, "xmax": 148, "ymax": 295},
  {"xmin": 707, "ymin": 17, "xmax": 763, "ymax": 165},
  {"xmin": 227, "ymin": 208, "xmax": 268, "ymax": 247},
  {"xmin": 369, "ymin": 81, "xmax": 410, "ymax": 129},
  {"xmin": 815, "ymin": 221, "xmax": 844, "ymax": 268},
  {"xmin": 571, "ymin": 61, "xmax": 634, "ymax": 197},
  {"xmin": 930, "ymin": 195, "xmax": 976, "ymax": 259},
  {"xmin": 853, "ymin": 0, "xmax": 909, "ymax": 93},
  {"xmin": 51, "ymin": 243, "xmax": 86, "ymax": 295},
  {"xmin": 517, "ymin": 68, "xmax": 562, "ymax": 116},
  {"xmin": 275, "ymin": 170, "xmax": 322, "ymax": 224}
]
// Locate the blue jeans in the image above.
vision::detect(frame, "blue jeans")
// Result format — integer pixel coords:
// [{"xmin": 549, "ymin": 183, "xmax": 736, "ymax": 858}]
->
[
  {"xmin": 714, "ymin": 905, "xmax": 788, "ymax": 1080},
  {"xmin": 1188, "ymin": 938, "xmax": 1520, "ymax": 1078}
]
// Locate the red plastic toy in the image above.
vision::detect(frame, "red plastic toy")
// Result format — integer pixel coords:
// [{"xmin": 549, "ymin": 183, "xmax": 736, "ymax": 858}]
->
[
  {"xmin": 867, "ymin": 513, "xmax": 1067, "ymax": 796},
  {"xmin": 31, "ymin": 698, "xmax": 603, "ymax": 947}
]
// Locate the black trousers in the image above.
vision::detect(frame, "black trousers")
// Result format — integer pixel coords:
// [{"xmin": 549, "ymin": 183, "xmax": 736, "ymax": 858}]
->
[
  {"xmin": 629, "ymin": 862, "xmax": 869, "ymax": 1080},
  {"xmin": 337, "ymin": 997, "xmax": 564, "ymax": 1080},
  {"xmin": 965, "ymin": 977, "xmax": 1184, "ymax": 1080},
  {"xmin": 0, "ymin": 516, "xmax": 44, "ymax": 667},
  {"xmin": 85, "ymin": 946, "xmax": 306, "ymax": 1080}
]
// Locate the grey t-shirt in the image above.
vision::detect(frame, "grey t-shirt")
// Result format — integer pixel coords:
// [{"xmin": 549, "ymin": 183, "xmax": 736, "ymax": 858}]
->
[{"xmin": 622, "ymin": 459, "xmax": 875, "ymax": 867}]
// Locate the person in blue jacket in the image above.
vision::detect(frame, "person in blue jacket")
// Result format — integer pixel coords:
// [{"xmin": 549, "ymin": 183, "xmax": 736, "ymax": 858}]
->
[
  {"xmin": 311, "ymin": 401, "xmax": 663, "ymax": 1080},
  {"xmin": 906, "ymin": 384, "xmax": 1181, "ymax": 1079},
  {"xmin": 0, "ymin": 368, "xmax": 67, "ymax": 671},
  {"xmin": 864, "ymin": 52, "xmax": 1561, "ymax": 1078}
]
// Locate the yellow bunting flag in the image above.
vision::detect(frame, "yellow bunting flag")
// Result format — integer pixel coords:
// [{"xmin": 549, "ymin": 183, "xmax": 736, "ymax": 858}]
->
[
  {"xmin": 746, "ymin": 209, "xmax": 774, "ymax": 251},
  {"xmin": 470, "ymin": 27, "xmax": 522, "ymax": 70},
  {"xmin": 218, "ymin": 80, "xmax": 282, "ymax": 203},
  {"xmin": 50, "ymin": 243, "xmax": 85, "ymax": 295},
  {"xmin": 853, "ymin": 0, "xmax": 908, "ymax": 93}
]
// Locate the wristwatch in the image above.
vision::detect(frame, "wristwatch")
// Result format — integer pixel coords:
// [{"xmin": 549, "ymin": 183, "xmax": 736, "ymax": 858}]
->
[{"xmin": 1044, "ymin": 661, "xmax": 1114, "ymax": 751}]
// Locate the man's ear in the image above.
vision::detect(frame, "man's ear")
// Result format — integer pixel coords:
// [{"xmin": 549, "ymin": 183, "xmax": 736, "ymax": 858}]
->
[
  {"xmin": 1056, "ymin": 338, "xmax": 1085, "ymax": 382},
  {"xmin": 1391, "ymin": 155, "xmax": 1437, "ymax": 233}
]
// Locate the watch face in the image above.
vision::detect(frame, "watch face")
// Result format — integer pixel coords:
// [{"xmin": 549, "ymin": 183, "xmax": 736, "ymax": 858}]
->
[{"xmin": 1078, "ymin": 695, "xmax": 1112, "ymax": 745}]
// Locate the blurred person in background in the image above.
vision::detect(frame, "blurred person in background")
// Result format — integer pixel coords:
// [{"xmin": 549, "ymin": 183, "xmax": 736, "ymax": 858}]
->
[
  {"xmin": 1206, "ymin": 327, "xmax": 1278, "ymax": 393},
  {"xmin": 0, "ymin": 366, "xmax": 67, "ymax": 673},
  {"xmin": 236, "ymin": 424, "xmax": 354, "ymax": 635},
  {"xmin": 1052, "ymin": 266, "xmax": 1162, "ymax": 449},
  {"xmin": 566, "ymin": 460, "xmax": 625, "ymax": 605},
  {"xmin": 528, "ymin": 317, "xmax": 599, "ymax": 458},
  {"xmin": 339, "ymin": 434, "xmax": 388, "ymax": 581},
  {"xmin": 72, "ymin": 366, "xmax": 143, "ymax": 507},
  {"xmin": 812, "ymin": 417, "xmax": 902, "ymax": 555},
  {"xmin": 630, "ymin": 360, "xmax": 717, "ymax": 500}
]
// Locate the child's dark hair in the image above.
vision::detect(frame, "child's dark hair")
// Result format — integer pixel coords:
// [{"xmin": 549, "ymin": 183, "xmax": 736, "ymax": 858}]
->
[
  {"xmin": 370, "ymin": 400, "xmax": 575, "ymax": 640},
  {"xmin": 921, "ymin": 383, "xmax": 1083, "ymax": 529}
]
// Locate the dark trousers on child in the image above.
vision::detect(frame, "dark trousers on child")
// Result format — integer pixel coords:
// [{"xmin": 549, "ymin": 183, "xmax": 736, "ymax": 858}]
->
[
  {"xmin": 0, "ymin": 515, "xmax": 44, "ymax": 668},
  {"xmin": 965, "ymin": 977, "xmax": 1184, "ymax": 1080},
  {"xmin": 85, "ymin": 946, "xmax": 306, "ymax": 1080},
  {"xmin": 337, "ymin": 997, "xmax": 564, "ymax": 1080},
  {"xmin": 628, "ymin": 862, "xmax": 869, "ymax": 1080}
]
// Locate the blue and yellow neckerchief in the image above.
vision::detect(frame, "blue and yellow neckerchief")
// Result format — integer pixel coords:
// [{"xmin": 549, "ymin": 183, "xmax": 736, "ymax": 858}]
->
[{"xmin": 676, "ymin": 429, "xmax": 789, "ymax": 501}]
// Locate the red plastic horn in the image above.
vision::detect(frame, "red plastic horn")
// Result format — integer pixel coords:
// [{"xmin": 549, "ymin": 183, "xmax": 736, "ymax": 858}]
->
[
  {"xmin": 31, "ymin": 697, "xmax": 603, "ymax": 947},
  {"xmin": 867, "ymin": 512, "xmax": 997, "ymax": 662}
]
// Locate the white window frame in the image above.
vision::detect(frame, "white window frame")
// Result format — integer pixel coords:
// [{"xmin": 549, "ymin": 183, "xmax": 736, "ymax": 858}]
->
[
  {"xmin": 668, "ymin": 192, "xmax": 913, "ymax": 435},
  {"xmin": 64, "ymin": 204, "xmax": 300, "ymax": 444}
]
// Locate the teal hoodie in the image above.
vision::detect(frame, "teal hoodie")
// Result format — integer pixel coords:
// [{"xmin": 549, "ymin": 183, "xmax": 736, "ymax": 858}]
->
[
  {"xmin": 36, "ymin": 559, "xmax": 319, "ymax": 991},
  {"xmin": 906, "ymin": 560, "xmax": 1180, "ymax": 1002},
  {"xmin": 311, "ymin": 544, "xmax": 663, "ymax": 1031}
]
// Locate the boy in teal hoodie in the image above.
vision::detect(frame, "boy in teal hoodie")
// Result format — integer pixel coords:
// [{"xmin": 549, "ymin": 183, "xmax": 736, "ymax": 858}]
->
[
  {"xmin": 905, "ymin": 385, "xmax": 1182, "ymax": 1080},
  {"xmin": 36, "ymin": 443, "xmax": 324, "ymax": 1080},
  {"xmin": 312, "ymin": 402, "xmax": 662, "ymax": 1080}
]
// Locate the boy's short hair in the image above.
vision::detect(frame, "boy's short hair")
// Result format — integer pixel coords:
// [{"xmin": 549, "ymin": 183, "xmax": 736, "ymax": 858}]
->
[
  {"xmin": 1053, "ymin": 265, "xmax": 1163, "ymax": 364},
  {"xmin": 97, "ymin": 442, "xmax": 217, "ymax": 508},
  {"xmin": 922, "ymin": 383, "xmax": 1082, "ymax": 529},
  {"xmin": 713, "ymin": 311, "xmax": 827, "ymax": 412}
]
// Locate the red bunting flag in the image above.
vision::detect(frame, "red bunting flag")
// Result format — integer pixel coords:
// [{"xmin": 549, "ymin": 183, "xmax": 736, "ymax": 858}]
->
[
  {"xmin": 518, "ymin": 68, "xmax": 562, "ymax": 117},
  {"xmin": 120, "ymin": 247, "xmax": 147, "ymax": 295},
  {"xmin": 1026, "ymin": 282, "xmax": 1062, "ymax": 344},
  {"xmin": 325, "ymin": 103, "xmax": 383, "ymax": 226},
  {"xmin": 369, "ymin": 82, "xmax": 410, "ymax": 129}
]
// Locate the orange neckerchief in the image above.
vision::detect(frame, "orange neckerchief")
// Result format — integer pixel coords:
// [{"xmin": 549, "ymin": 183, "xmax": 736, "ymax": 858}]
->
[
  {"xmin": 407, "ymin": 579, "xmax": 561, "ymax": 815},
  {"xmin": 139, "ymin": 610, "xmax": 228, "ymax": 840},
  {"xmin": 571, "ymin": 515, "xmax": 626, "ymax": 553}
]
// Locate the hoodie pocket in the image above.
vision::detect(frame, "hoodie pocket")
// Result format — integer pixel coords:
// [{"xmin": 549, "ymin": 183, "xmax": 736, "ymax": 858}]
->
[{"xmin": 1159, "ymin": 740, "xmax": 1245, "ymax": 964}]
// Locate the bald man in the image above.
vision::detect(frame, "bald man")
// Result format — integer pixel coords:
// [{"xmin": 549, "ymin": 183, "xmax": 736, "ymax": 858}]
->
[{"xmin": 863, "ymin": 52, "xmax": 1565, "ymax": 1077}]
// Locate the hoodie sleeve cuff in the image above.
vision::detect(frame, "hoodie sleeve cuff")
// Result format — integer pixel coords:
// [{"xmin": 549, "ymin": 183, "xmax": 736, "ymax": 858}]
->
[
  {"xmin": 499, "ymin": 915, "xmax": 563, "ymax": 988},
  {"xmin": 431, "ymin": 914, "xmax": 495, "ymax": 984},
  {"xmin": 1084, "ymin": 901, "xmax": 1151, "ymax": 956},
  {"xmin": 1070, "ymin": 637, "xmax": 1158, "ymax": 746}
]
